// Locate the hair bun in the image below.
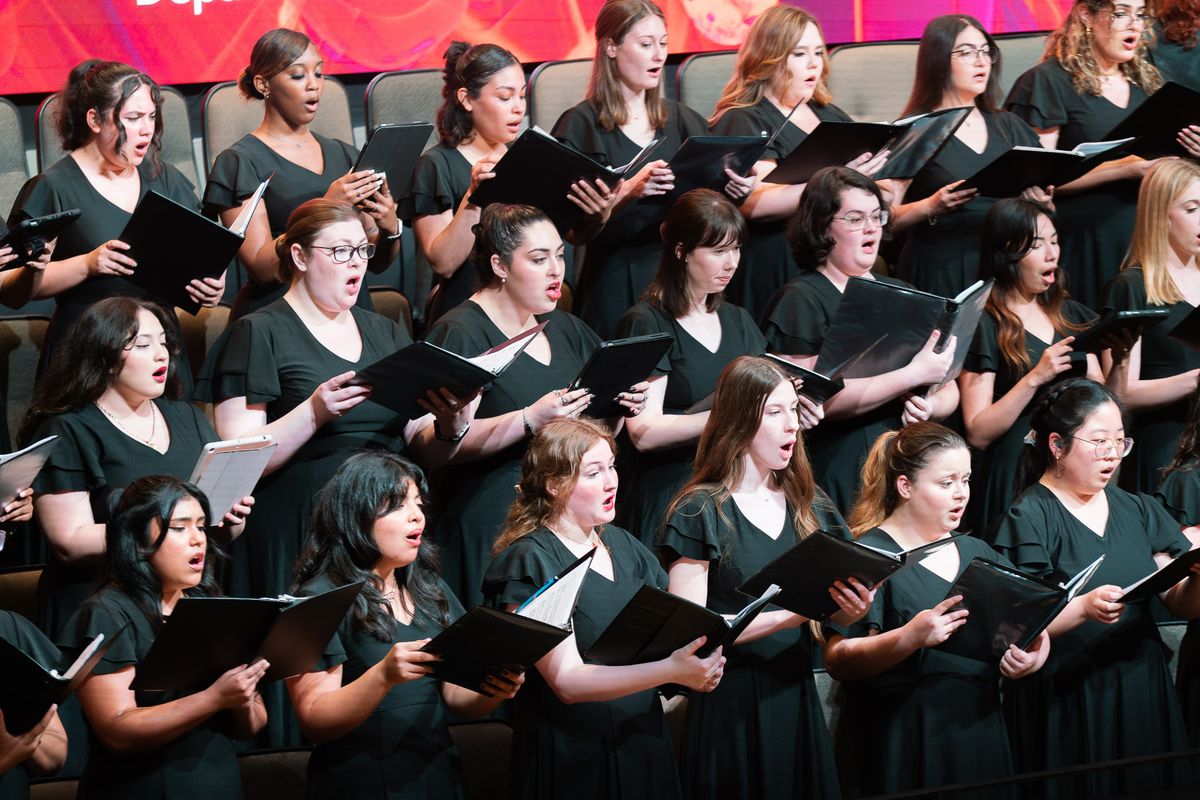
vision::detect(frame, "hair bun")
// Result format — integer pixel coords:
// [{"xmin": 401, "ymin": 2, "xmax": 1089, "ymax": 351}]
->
[
  {"xmin": 237, "ymin": 67, "xmax": 264, "ymax": 100},
  {"xmin": 442, "ymin": 41, "xmax": 472, "ymax": 85}
]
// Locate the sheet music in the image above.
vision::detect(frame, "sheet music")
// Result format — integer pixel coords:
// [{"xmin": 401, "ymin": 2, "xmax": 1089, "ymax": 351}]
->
[
  {"xmin": 517, "ymin": 550, "xmax": 594, "ymax": 628},
  {"xmin": 0, "ymin": 435, "xmax": 58, "ymax": 506},
  {"xmin": 467, "ymin": 322, "xmax": 547, "ymax": 374},
  {"xmin": 228, "ymin": 175, "xmax": 272, "ymax": 236},
  {"xmin": 1064, "ymin": 555, "xmax": 1105, "ymax": 600},
  {"xmin": 51, "ymin": 633, "xmax": 104, "ymax": 680},
  {"xmin": 189, "ymin": 437, "xmax": 277, "ymax": 519}
]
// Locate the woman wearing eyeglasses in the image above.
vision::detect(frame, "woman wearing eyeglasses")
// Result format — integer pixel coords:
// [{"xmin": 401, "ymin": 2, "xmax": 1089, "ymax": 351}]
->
[
  {"xmin": 1005, "ymin": 0, "xmax": 1200, "ymax": 310},
  {"xmin": 888, "ymin": 15, "xmax": 1047, "ymax": 300},
  {"xmin": 991, "ymin": 377, "xmax": 1200, "ymax": 798}
]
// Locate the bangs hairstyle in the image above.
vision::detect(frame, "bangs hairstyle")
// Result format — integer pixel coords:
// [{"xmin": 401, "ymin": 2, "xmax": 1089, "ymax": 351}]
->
[
  {"xmin": 980, "ymin": 199, "xmax": 1087, "ymax": 372},
  {"xmin": 237, "ymin": 29, "xmax": 313, "ymax": 100},
  {"xmin": 1016, "ymin": 377, "xmax": 1124, "ymax": 495},
  {"xmin": 494, "ymin": 418, "xmax": 618, "ymax": 555},
  {"xmin": 57, "ymin": 60, "xmax": 164, "ymax": 175},
  {"xmin": 436, "ymin": 41, "xmax": 521, "ymax": 148},
  {"xmin": 787, "ymin": 166, "xmax": 891, "ymax": 272},
  {"xmin": 1166, "ymin": 374, "xmax": 1200, "ymax": 475},
  {"xmin": 588, "ymin": 0, "xmax": 668, "ymax": 131},
  {"xmin": 1124, "ymin": 158, "xmax": 1200, "ymax": 305},
  {"xmin": 1044, "ymin": 0, "xmax": 1163, "ymax": 96},
  {"xmin": 293, "ymin": 451, "xmax": 450, "ymax": 639},
  {"xmin": 646, "ymin": 189, "xmax": 747, "ymax": 317},
  {"xmin": 902, "ymin": 15, "xmax": 1003, "ymax": 116},
  {"xmin": 274, "ymin": 198, "xmax": 364, "ymax": 283},
  {"xmin": 847, "ymin": 423, "xmax": 968, "ymax": 536},
  {"xmin": 98, "ymin": 476, "xmax": 223, "ymax": 630},
  {"xmin": 472, "ymin": 203, "xmax": 555, "ymax": 291},
  {"xmin": 1159, "ymin": 0, "xmax": 1200, "ymax": 48},
  {"xmin": 21, "ymin": 297, "xmax": 183, "ymax": 445},
  {"xmin": 709, "ymin": 5, "xmax": 831, "ymax": 125}
]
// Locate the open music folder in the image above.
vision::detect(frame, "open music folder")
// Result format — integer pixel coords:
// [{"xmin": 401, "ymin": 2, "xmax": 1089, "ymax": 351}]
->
[{"xmin": 0, "ymin": 629, "xmax": 122, "ymax": 733}]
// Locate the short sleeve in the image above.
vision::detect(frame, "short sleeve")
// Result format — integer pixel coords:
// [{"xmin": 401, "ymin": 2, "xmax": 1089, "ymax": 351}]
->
[
  {"xmin": 32, "ymin": 413, "xmax": 105, "ymax": 494},
  {"xmin": 7, "ymin": 173, "xmax": 62, "ymax": 225},
  {"xmin": 989, "ymin": 491, "xmax": 1057, "ymax": 579},
  {"xmin": 994, "ymin": 111, "xmax": 1041, "ymax": 149},
  {"xmin": 658, "ymin": 490, "xmax": 722, "ymax": 563},
  {"xmin": 57, "ymin": 594, "xmax": 141, "ymax": 674},
  {"xmin": 482, "ymin": 537, "xmax": 558, "ymax": 608},
  {"xmin": 1134, "ymin": 492, "xmax": 1191, "ymax": 557},
  {"xmin": 1102, "ymin": 269, "xmax": 1147, "ymax": 313},
  {"xmin": 963, "ymin": 313, "xmax": 999, "ymax": 374},
  {"xmin": 761, "ymin": 281, "xmax": 827, "ymax": 356},
  {"xmin": 1004, "ymin": 62, "xmax": 1070, "ymax": 130},
  {"xmin": 423, "ymin": 307, "xmax": 493, "ymax": 357},
  {"xmin": 711, "ymin": 106, "xmax": 768, "ymax": 138},
  {"xmin": 0, "ymin": 611, "xmax": 61, "ymax": 669},
  {"xmin": 617, "ymin": 304, "xmax": 672, "ymax": 375},
  {"xmin": 399, "ymin": 149, "xmax": 459, "ymax": 219},
  {"xmin": 202, "ymin": 145, "xmax": 270, "ymax": 215},
  {"xmin": 1155, "ymin": 469, "xmax": 1200, "ymax": 525},
  {"xmin": 201, "ymin": 315, "xmax": 282, "ymax": 404},
  {"xmin": 675, "ymin": 102, "xmax": 709, "ymax": 139},
  {"xmin": 1061, "ymin": 299, "xmax": 1099, "ymax": 326},
  {"xmin": 552, "ymin": 104, "xmax": 610, "ymax": 165}
]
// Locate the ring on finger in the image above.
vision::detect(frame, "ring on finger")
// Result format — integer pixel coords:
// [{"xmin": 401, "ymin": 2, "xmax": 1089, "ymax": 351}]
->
[{"xmin": 560, "ymin": 394, "xmax": 570, "ymax": 407}]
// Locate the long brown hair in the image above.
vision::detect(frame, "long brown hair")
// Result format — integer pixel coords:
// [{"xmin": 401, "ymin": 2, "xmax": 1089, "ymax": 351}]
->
[
  {"xmin": 902, "ymin": 15, "xmax": 1004, "ymax": 116},
  {"xmin": 645, "ymin": 189, "xmax": 746, "ymax": 318},
  {"xmin": 1044, "ymin": 0, "xmax": 1163, "ymax": 96},
  {"xmin": 493, "ymin": 419, "xmax": 618, "ymax": 555},
  {"xmin": 587, "ymin": 0, "xmax": 668, "ymax": 131},
  {"xmin": 847, "ymin": 423, "xmax": 968, "ymax": 536},
  {"xmin": 709, "ymin": 5, "xmax": 832, "ymax": 125},
  {"xmin": 57, "ymin": 60, "xmax": 164, "ymax": 175}
]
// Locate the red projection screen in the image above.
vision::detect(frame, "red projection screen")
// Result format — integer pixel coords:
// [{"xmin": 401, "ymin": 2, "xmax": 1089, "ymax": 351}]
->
[{"xmin": 0, "ymin": 0, "xmax": 1073, "ymax": 96}]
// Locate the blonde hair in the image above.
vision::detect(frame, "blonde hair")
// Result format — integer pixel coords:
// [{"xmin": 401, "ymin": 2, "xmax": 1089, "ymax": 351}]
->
[
  {"xmin": 1044, "ymin": 0, "xmax": 1162, "ymax": 96},
  {"xmin": 1123, "ymin": 158, "xmax": 1200, "ymax": 305},
  {"xmin": 587, "ymin": 0, "xmax": 668, "ymax": 131},
  {"xmin": 710, "ymin": 5, "xmax": 831, "ymax": 125}
]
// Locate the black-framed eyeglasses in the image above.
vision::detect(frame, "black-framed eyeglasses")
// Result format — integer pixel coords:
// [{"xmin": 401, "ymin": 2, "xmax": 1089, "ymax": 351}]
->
[
  {"xmin": 950, "ymin": 45, "xmax": 999, "ymax": 64},
  {"xmin": 831, "ymin": 210, "xmax": 889, "ymax": 230},
  {"xmin": 1070, "ymin": 435, "xmax": 1134, "ymax": 459},
  {"xmin": 310, "ymin": 243, "xmax": 376, "ymax": 263}
]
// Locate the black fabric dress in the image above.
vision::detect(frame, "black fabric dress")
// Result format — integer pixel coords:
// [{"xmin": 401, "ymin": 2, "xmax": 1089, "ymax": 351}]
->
[
  {"xmin": 991, "ymin": 483, "xmax": 1194, "ymax": 799},
  {"xmin": 299, "ymin": 574, "xmax": 467, "ymax": 800},
  {"xmin": 56, "ymin": 587, "xmax": 244, "ymax": 800},
  {"xmin": 658, "ymin": 491, "xmax": 843, "ymax": 800},
  {"xmin": 0, "ymin": 611, "xmax": 62, "ymax": 800},
  {"xmin": 8, "ymin": 156, "xmax": 198, "ymax": 386},
  {"xmin": 1153, "ymin": 467, "xmax": 1200, "ymax": 747},
  {"xmin": 962, "ymin": 300, "xmax": 1095, "ymax": 535},
  {"xmin": 710, "ymin": 99, "xmax": 853, "ymax": 319},
  {"xmin": 482, "ymin": 525, "xmax": 681, "ymax": 800},
  {"xmin": 825, "ymin": 529, "xmax": 1017, "ymax": 799},
  {"xmin": 424, "ymin": 302, "xmax": 600, "ymax": 606},
  {"xmin": 760, "ymin": 270, "xmax": 912, "ymax": 513},
  {"xmin": 1103, "ymin": 267, "xmax": 1200, "ymax": 493},
  {"xmin": 617, "ymin": 300, "xmax": 766, "ymax": 545},
  {"xmin": 202, "ymin": 133, "xmax": 373, "ymax": 318},
  {"xmin": 1005, "ymin": 58, "xmax": 1149, "ymax": 310},
  {"xmin": 552, "ymin": 100, "xmax": 709, "ymax": 338},
  {"xmin": 897, "ymin": 111, "xmax": 1041, "ymax": 299},
  {"xmin": 397, "ymin": 143, "xmax": 476, "ymax": 325},
  {"xmin": 1149, "ymin": 24, "xmax": 1200, "ymax": 91}
]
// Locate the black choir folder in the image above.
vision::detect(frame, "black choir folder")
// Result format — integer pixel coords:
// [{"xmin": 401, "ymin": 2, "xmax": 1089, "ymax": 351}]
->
[
  {"xmin": 130, "ymin": 581, "xmax": 365, "ymax": 691},
  {"xmin": 353, "ymin": 122, "xmax": 436, "ymax": 193},
  {"xmin": 1069, "ymin": 308, "xmax": 1171, "ymax": 354},
  {"xmin": 1104, "ymin": 82, "xmax": 1200, "ymax": 160},
  {"xmin": 1, "ymin": 209, "xmax": 81, "ymax": 269},
  {"xmin": 573, "ymin": 332, "xmax": 673, "ymax": 419},
  {"xmin": 119, "ymin": 175, "xmax": 270, "ymax": 314},
  {"xmin": 1168, "ymin": 303, "xmax": 1200, "ymax": 351},
  {"xmin": 350, "ymin": 321, "xmax": 546, "ymax": 418},
  {"xmin": 1118, "ymin": 547, "xmax": 1200, "ymax": 603},
  {"xmin": 421, "ymin": 548, "xmax": 594, "ymax": 691},
  {"xmin": 816, "ymin": 278, "xmax": 992, "ymax": 385},
  {"xmin": 871, "ymin": 107, "xmax": 973, "ymax": 180},
  {"xmin": 0, "ymin": 629, "xmax": 121, "ymax": 734},
  {"xmin": 738, "ymin": 531, "xmax": 961, "ymax": 620},
  {"xmin": 959, "ymin": 138, "xmax": 1132, "ymax": 197},
  {"xmin": 936, "ymin": 556, "xmax": 1103, "ymax": 663},
  {"xmin": 585, "ymin": 583, "xmax": 781, "ymax": 665},
  {"xmin": 657, "ymin": 135, "xmax": 771, "ymax": 197}
]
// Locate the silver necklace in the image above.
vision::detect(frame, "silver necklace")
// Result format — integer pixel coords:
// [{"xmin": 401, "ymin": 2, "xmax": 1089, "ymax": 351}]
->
[{"xmin": 95, "ymin": 401, "xmax": 158, "ymax": 445}]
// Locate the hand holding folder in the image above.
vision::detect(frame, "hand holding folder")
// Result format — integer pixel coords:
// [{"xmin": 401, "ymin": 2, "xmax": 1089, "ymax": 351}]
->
[
  {"xmin": 0, "ymin": 629, "xmax": 122, "ymax": 734},
  {"xmin": 572, "ymin": 333, "xmax": 672, "ymax": 418}
]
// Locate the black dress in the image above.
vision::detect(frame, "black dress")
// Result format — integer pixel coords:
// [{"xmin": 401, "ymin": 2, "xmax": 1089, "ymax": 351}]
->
[
  {"xmin": 760, "ymin": 270, "xmax": 912, "ymax": 513},
  {"xmin": 897, "ymin": 111, "xmax": 1040, "ymax": 299},
  {"xmin": 398, "ymin": 144, "xmax": 476, "ymax": 324},
  {"xmin": 825, "ymin": 529, "xmax": 1017, "ymax": 799},
  {"xmin": 8, "ymin": 156, "xmax": 199, "ymax": 384},
  {"xmin": 299, "ymin": 574, "xmax": 467, "ymax": 800},
  {"xmin": 1149, "ymin": 24, "xmax": 1200, "ymax": 91},
  {"xmin": 424, "ymin": 302, "xmax": 600, "ymax": 606},
  {"xmin": 1153, "ymin": 467, "xmax": 1200, "ymax": 747},
  {"xmin": 0, "ymin": 611, "xmax": 62, "ymax": 800},
  {"xmin": 962, "ymin": 300, "xmax": 1095, "ymax": 535},
  {"xmin": 56, "ymin": 587, "xmax": 244, "ymax": 800},
  {"xmin": 1005, "ymin": 58, "xmax": 1149, "ymax": 310},
  {"xmin": 991, "ymin": 483, "xmax": 1194, "ymax": 799},
  {"xmin": 658, "ymin": 491, "xmax": 842, "ymax": 800},
  {"xmin": 203, "ymin": 133, "xmax": 372, "ymax": 319},
  {"xmin": 1103, "ymin": 267, "xmax": 1200, "ymax": 493},
  {"xmin": 617, "ymin": 300, "xmax": 766, "ymax": 545},
  {"xmin": 710, "ymin": 99, "xmax": 853, "ymax": 319},
  {"xmin": 482, "ymin": 526, "xmax": 681, "ymax": 800},
  {"xmin": 552, "ymin": 100, "xmax": 709, "ymax": 338}
]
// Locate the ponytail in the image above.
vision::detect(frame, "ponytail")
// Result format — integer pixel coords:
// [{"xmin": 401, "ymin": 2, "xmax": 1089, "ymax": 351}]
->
[{"xmin": 847, "ymin": 430, "xmax": 900, "ymax": 536}]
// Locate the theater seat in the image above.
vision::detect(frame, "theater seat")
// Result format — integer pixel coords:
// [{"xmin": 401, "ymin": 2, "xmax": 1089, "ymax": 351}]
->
[
  {"xmin": 0, "ymin": 565, "xmax": 43, "ymax": 622},
  {"xmin": 28, "ymin": 777, "xmax": 78, "ymax": 800},
  {"xmin": 996, "ymin": 31, "xmax": 1050, "ymax": 98},
  {"xmin": 0, "ymin": 315, "xmax": 49, "ymax": 450},
  {"xmin": 237, "ymin": 747, "xmax": 311, "ymax": 800},
  {"xmin": 0, "ymin": 97, "xmax": 30, "ymax": 220},
  {"xmin": 527, "ymin": 59, "xmax": 591, "ymax": 132},
  {"xmin": 364, "ymin": 69, "xmax": 443, "ymax": 150},
  {"xmin": 828, "ymin": 41, "xmax": 920, "ymax": 122},
  {"xmin": 368, "ymin": 287, "xmax": 413, "ymax": 338},
  {"xmin": 676, "ymin": 50, "xmax": 738, "ymax": 122}
]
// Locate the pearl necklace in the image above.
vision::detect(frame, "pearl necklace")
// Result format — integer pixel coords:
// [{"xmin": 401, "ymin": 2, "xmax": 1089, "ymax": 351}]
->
[{"xmin": 95, "ymin": 401, "xmax": 158, "ymax": 445}]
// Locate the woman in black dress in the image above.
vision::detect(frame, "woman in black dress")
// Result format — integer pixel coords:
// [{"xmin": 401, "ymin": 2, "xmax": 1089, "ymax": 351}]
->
[
  {"xmin": 1005, "ymin": 0, "xmax": 1200, "ymax": 310},
  {"xmin": 424, "ymin": 204, "xmax": 646, "ymax": 606},
  {"xmin": 1103, "ymin": 158, "xmax": 1200, "ymax": 493},
  {"xmin": 991, "ymin": 378, "xmax": 1200, "ymax": 798},
  {"xmin": 760, "ymin": 167, "xmax": 959, "ymax": 512},
  {"xmin": 552, "ymin": 0, "xmax": 747, "ymax": 338},
  {"xmin": 0, "ymin": 611, "xmax": 67, "ymax": 800},
  {"xmin": 5, "ymin": 60, "xmax": 224, "ymax": 379},
  {"xmin": 484, "ymin": 417, "xmax": 725, "ymax": 800},
  {"xmin": 708, "ymin": 5, "xmax": 885, "ymax": 318},
  {"xmin": 288, "ymin": 451, "xmax": 521, "ymax": 800},
  {"xmin": 204, "ymin": 29, "xmax": 398, "ymax": 319},
  {"xmin": 960, "ymin": 199, "xmax": 1110, "ymax": 535},
  {"xmin": 59, "ymin": 476, "xmax": 269, "ymax": 800},
  {"xmin": 1151, "ymin": 0, "xmax": 1200, "ymax": 90},
  {"xmin": 826, "ymin": 423, "xmax": 1049, "ymax": 798},
  {"xmin": 660, "ymin": 356, "xmax": 872, "ymax": 800},
  {"xmin": 890, "ymin": 15, "xmax": 1048, "ymax": 299}
]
